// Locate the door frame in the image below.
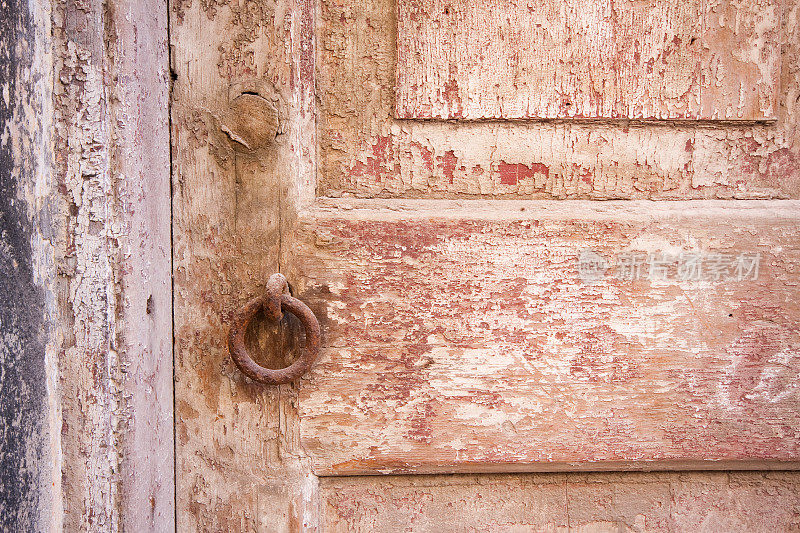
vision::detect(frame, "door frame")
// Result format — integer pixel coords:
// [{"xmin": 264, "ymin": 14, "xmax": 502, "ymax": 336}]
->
[{"xmin": 47, "ymin": 0, "xmax": 175, "ymax": 529}]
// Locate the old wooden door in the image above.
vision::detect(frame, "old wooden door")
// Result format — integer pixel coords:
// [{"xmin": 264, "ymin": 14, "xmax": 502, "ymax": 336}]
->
[{"xmin": 172, "ymin": 0, "xmax": 800, "ymax": 530}]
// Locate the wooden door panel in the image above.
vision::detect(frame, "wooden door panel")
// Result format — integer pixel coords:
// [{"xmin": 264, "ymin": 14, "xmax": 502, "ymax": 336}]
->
[
  {"xmin": 171, "ymin": 0, "xmax": 800, "ymax": 526},
  {"xmin": 396, "ymin": 0, "xmax": 781, "ymax": 121},
  {"xmin": 290, "ymin": 200, "xmax": 800, "ymax": 475},
  {"xmin": 320, "ymin": 0, "xmax": 800, "ymax": 200},
  {"xmin": 320, "ymin": 472, "xmax": 800, "ymax": 531}
]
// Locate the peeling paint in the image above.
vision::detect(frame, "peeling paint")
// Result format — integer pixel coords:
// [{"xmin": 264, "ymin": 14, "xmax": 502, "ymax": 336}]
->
[
  {"xmin": 321, "ymin": 472, "xmax": 800, "ymax": 531},
  {"xmin": 292, "ymin": 200, "xmax": 800, "ymax": 475},
  {"xmin": 320, "ymin": 0, "xmax": 800, "ymax": 200}
]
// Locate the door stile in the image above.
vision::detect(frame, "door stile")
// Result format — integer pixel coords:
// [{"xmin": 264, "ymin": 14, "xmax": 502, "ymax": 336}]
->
[{"xmin": 171, "ymin": 0, "xmax": 321, "ymax": 528}]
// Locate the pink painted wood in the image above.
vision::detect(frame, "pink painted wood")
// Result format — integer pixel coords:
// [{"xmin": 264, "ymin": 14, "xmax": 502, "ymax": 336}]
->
[
  {"xmin": 395, "ymin": 0, "xmax": 781, "ymax": 121},
  {"xmin": 290, "ymin": 200, "xmax": 800, "ymax": 475}
]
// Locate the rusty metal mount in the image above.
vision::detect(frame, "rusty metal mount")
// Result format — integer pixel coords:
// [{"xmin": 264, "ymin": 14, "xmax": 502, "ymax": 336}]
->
[{"xmin": 228, "ymin": 273, "xmax": 320, "ymax": 385}]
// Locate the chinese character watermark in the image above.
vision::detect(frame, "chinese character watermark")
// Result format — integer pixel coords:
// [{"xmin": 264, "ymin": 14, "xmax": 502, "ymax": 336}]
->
[
  {"xmin": 577, "ymin": 249, "xmax": 608, "ymax": 284},
  {"xmin": 577, "ymin": 250, "xmax": 761, "ymax": 283}
]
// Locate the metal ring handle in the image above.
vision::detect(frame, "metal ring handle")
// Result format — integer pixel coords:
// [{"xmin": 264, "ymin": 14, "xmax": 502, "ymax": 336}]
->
[{"xmin": 228, "ymin": 276, "xmax": 320, "ymax": 385}]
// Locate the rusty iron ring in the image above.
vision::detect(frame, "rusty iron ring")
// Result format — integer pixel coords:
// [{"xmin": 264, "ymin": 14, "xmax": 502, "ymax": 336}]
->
[{"xmin": 228, "ymin": 283, "xmax": 320, "ymax": 385}]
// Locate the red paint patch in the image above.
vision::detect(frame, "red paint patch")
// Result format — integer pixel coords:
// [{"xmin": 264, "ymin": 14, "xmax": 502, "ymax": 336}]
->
[
  {"xmin": 498, "ymin": 162, "xmax": 549, "ymax": 186},
  {"xmin": 530, "ymin": 162, "xmax": 550, "ymax": 180},
  {"xmin": 437, "ymin": 150, "xmax": 457, "ymax": 184},
  {"xmin": 349, "ymin": 135, "xmax": 396, "ymax": 182},
  {"xmin": 498, "ymin": 162, "xmax": 527, "ymax": 186},
  {"xmin": 412, "ymin": 141, "xmax": 434, "ymax": 172},
  {"xmin": 442, "ymin": 75, "xmax": 463, "ymax": 118}
]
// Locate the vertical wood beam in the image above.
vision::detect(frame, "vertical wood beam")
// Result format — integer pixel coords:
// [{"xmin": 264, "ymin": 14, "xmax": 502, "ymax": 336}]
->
[
  {"xmin": 53, "ymin": 0, "xmax": 173, "ymax": 529},
  {"xmin": 171, "ymin": 0, "xmax": 319, "ymax": 528}
]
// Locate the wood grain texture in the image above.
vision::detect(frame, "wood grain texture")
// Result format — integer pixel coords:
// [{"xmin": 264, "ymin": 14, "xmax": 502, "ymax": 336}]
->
[
  {"xmin": 320, "ymin": 0, "xmax": 800, "ymax": 199},
  {"xmin": 167, "ymin": 0, "xmax": 800, "ymax": 528},
  {"xmin": 395, "ymin": 0, "xmax": 781, "ymax": 121},
  {"xmin": 289, "ymin": 199, "xmax": 800, "ymax": 475},
  {"xmin": 321, "ymin": 472, "xmax": 800, "ymax": 531},
  {"xmin": 52, "ymin": 0, "xmax": 174, "ymax": 529},
  {"xmin": 170, "ymin": 0, "xmax": 318, "ymax": 529},
  {"xmin": 108, "ymin": 2, "xmax": 175, "ymax": 528}
]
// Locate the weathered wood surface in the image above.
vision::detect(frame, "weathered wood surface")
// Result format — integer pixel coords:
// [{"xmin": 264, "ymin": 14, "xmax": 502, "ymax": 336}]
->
[
  {"xmin": 322, "ymin": 472, "xmax": 800, "ymax": 531},
  {"xmin": 395, "ymin": 0, "xmax": 781, "ymax": 121},
  {"xmin": 320, "ymin": 0, "xmax": 800, "ymax": 199},
  {"xmin": 168, "ymin": 0, "xmax": 800, "ymax": 529},
  {"xmin": 52, "ymin": 0, "xmax": 174, "ymax": 530},
  {"xmin": 290, "ymin": 200, "xmax": 800, "ymax": 475},
  {"xmin": 6, "ymin": 0, "xmax": 173, "ymax": 528},
  {"xmin": 170, "ymin": 0, "xmax": 318, "ymax": 529}
]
